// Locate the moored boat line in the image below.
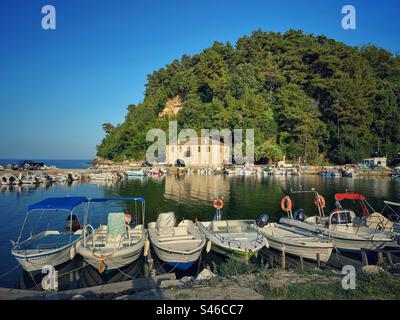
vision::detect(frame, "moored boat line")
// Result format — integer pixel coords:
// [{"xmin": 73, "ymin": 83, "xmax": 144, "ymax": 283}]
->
[{"xmin": 9, "ymin": 192, "xmax": 400, "ymax": 279}]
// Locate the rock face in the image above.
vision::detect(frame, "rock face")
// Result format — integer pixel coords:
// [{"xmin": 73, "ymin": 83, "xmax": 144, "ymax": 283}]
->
[{"xmin": 159, "ymin": 96, "xmax": 183, "ymax": 118}]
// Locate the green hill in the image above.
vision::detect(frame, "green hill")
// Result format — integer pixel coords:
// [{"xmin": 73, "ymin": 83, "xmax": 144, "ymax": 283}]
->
[{"xmin": 97, "ymin": 29, "xmax": 400, "ymax": 165}]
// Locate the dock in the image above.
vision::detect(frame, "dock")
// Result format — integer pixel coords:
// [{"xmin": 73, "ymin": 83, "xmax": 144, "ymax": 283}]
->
[{"xmin": 0, "ymin": 273, "xmax": 176, "ymax": 300}]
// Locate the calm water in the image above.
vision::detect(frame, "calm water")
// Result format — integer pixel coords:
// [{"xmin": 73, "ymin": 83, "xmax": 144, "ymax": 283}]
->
[
  {"xmin": 0, "ymin": 159, "xmax": 92, "ymax": 169},
  {"xmin": 0, "ymin": 175, "xmax": 399, "ymax": 289}
]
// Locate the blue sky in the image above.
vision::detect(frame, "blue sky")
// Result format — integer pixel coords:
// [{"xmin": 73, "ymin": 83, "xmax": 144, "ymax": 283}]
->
[{"xmin": 0, "ymin": 0, "xmax": 399, "ymax": 159}]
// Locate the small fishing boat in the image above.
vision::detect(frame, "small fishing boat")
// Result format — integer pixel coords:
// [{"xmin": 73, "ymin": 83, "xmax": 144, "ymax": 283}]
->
[
  {"xmin": 256, "ymin": 214, "xmax": 333, "ymax": 263},
  {"xmin": 148, "ymin": 212, "xmax": 206, "ymax": 271},
  {"xmin": 1, "ymin": 173, "xmax": 19, "ymax": 185},
  {"xmin": 365, "ymin": 201, "xmax": 400, "ymax": 236},
  {"xmin": 236, "ymin": 166, "xmax": 254, "ymax": 176},
  {"xmin": 18, "ymin": 172, "xmax": 39, "ymax": 185},
  {"xmin": 11, "ymin": 197, "xmax": 86, "ymax": 272},
  {"xmin": 88, "ymin": 172, "xmax": 116, "ymax": 181},
  {"xmin": 78, "ymin": 197, "xmax": 146, "ymax": 273},
  {"xmin": 126, "ymin": 170, "xmax": 148, "ymax": 177},
  {"xmin": 197, "ymin": 198, "xmax": 267, "ymax": 260},
  {"xmin": 279, "ymin": 191, "xmax": 398, "ymax": 253}
]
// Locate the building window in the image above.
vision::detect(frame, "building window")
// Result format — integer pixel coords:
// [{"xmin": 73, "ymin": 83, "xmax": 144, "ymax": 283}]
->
[
  {"xmin": 207, "ymin": 146, "xmax": 211, "ymax": 152},
  {"xmin": 179, "ymin": 146, "xmax": 182, "ymax": 152},
  {"xmin": 171, "ymin": 146, "xmax": 174, "ymax": 152},
  {"xmin": 198, "ymin": 146, "xmax": 201, "ymax": 153}
]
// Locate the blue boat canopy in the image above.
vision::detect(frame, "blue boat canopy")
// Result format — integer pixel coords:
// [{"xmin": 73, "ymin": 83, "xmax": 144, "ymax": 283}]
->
[
  {"xmin": 28, "ymin": 197, "xmax": 87, "ymax": 212},
  {"xmin": 87, "ymin": 197, "xmax": 145, "ymax": 204}
]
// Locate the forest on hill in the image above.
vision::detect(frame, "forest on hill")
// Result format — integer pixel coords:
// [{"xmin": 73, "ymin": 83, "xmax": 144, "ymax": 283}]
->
[{"xmin": 97, "ymin": 30, "xmax": 400, "ymax": 165}]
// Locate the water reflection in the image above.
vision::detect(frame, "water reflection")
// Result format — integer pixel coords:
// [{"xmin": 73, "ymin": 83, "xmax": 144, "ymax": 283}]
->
[{"xmin": 2, "ymin": 175, "xmax": 400, "ymax": 289}]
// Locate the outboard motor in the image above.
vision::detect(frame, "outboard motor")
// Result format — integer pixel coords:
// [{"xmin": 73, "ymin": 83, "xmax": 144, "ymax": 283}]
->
[
  {"xmin": 294, "ymin": 209, "xmax": 305, "ymax": 222},
  {"xmin": 257, "ymin": 213, "xmax": 269, "ymax": 228}
]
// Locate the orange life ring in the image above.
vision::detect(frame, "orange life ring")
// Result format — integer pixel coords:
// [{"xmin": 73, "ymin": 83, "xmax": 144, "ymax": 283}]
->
[
  {"xmin": 314, "ymin": 195, "xmax": 326, "ymax": 209},
  {"xmin": 213, "ymin": 198, "xmax": 224, "ymax": 210},
  {"xmin": 281, "ymin": 196, "xmax": 292, "ymax": 213}
]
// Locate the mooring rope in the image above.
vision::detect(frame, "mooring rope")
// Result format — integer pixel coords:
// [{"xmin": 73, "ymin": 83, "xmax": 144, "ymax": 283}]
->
[{"xmin": 0, "ymin": 264, "xmax": 21, "ymax": 279}]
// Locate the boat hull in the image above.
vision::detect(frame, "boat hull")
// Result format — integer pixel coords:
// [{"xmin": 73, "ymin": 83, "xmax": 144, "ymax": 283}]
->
[
  {"xmin": 151, "ymin": 243, "xmax": 203, "ymax": 271},
  {"xmin": 12, "ymin": 242, "xmax": 78, "ymax": 273},
  {"xmin": 280, "ymin": 218, "xmax": 396, "ymax": 253},
  {"xmin": 78, "ymin": 239, "xmax": 144, "ymax": 271},
  {"xmin": 262, "ymin": 234, "xmax": 332, "ymax": 262}
]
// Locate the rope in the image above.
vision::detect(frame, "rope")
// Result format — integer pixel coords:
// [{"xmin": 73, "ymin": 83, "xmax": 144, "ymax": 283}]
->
[
  {"xmin": 28, "ymin": 270, "xmax": 41, "ymax": 290},
  {"xmin": 106, "ymin": 258, "xmax": 138, "ymax": 280},
  {"xmin": 0, "ymin": 264, "xmax": 21, "ymax": 279},
  {"xmin": 58, "ymin": 263, "xmax": 89, "ymax": 277}
]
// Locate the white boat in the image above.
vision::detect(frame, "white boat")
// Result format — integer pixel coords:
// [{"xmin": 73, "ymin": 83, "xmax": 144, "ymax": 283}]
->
[
  {"xmin": 78, "ymin": 197, "xmax": 146, "ymax": 272},
  {"xmin": 18, "ymin": 172, "xmax": 39, "ymax": 185},
  {"xmin": 256, "ymin": 215, "xmax": 333, "ymax": 263},
  {"xmin": 11, "ymin": 197, "xmax": 86, "ymax": 272},
  {"xmin": 88, "ymin": 172, "xmax": 116, "ymax": 181},
  {"xmin": 236, "ymin": 167, "xmax": 254, "ymax": 176},
  {"xmin": 196, "ymin": 198, "xmax": 267, "ymax": 260},
  {"xmin": 148, "ymin": 212, "xmax": 206, "ymax": 271},
  {"xmin": 279, "ymin": 191, "xmax": 398, "ymax": 253},
  {"xmin": 55, "ymin": 173, "xmax": 69, "ymax": 182},
  {"xmin": 197, "ymin": 220, "xmax": 267, "ymax": 260},
  {"xmin": 1, "ymin": 173, "xmax": 19, "ymax": 185},
  {"xmin": 365, "ymin": 201, "xmax": 400, "ymax": 236},
  {"xmin": 126, "ymin": 170, "xmax": 147, "ymax": 177}
]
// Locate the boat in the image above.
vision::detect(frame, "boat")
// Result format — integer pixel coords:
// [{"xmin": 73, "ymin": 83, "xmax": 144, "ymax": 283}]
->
[
  {"xmin": 341, "ymin": 168, "xmax": 357, "ymax": 178},
  {"xmin": 88, "ymin": 172, "xmax": 116, "ymax": 181},
  {"xmin": 256, "ymin": 214, "xmax": 333, "ymax": 263},
  {"xmin": 11, "ymin": 197, "xmax": 86, "ymax": 272},
  {"xmin": 1, "ymin": 173, "xmax": 20, "ymax": 185},
  {"xmin": 279, "ymin": 191, "xmax": 398, "ymax": 253},
  {"xmin": 148, "ymin": 212, "xmax": 206, "ymax": 271},
  {"xmin": 78, "ymin": 197, "xmax": 146, "ymax": 273},
  {"xmin": 18, "ymin": 172, "xmax": 39, "ymax": 185},
  {"xmin": 126, "ymin": 170, "xmax": 148, "ymax": 177},
  {"xmin": 197, "ymin": 198, "xmax": 267, "ymax": 261},
  {"xmin": 365, "ymin": 201, "xmax": 400, "ymax": 236},
  {"xmin": 236, "ymin": 166, "xmax": 254, "ymax": 176}
]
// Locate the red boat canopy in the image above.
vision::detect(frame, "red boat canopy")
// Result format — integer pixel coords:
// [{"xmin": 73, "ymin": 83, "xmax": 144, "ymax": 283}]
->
[{"xmin": 335, "ymin": 193, "xmax": 366, "ymax": 201}]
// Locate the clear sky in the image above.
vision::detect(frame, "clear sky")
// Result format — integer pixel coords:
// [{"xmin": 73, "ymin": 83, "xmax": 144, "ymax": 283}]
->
[{"xmin": 0, "ymin": 0, "xmax": 399, "ymax": 159}]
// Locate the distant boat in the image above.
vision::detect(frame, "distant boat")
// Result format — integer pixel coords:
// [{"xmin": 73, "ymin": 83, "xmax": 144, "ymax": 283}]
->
[
  {"xmin": 126, "ymin": 170, "xmax": 147, "ymax": 177},
  {"xmin": 1, "ymin": 173, "xmax": 19, "ymax": 185}
]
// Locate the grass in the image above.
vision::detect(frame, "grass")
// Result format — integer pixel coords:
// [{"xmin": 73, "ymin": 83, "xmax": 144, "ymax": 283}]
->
[
  {"xmin": 255, "ymin": 270, "xmax": 400, "ymax": 300},
  {"xmin": 214, "ymin": 257, "xmax": 259, "ymax": 277}
]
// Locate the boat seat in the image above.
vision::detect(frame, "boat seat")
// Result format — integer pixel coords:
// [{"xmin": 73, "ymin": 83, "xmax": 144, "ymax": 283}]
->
[
  {"xmin": 107, "ymin": 213, "xmax": 127, "ymax": 243},
  {"xmin": 19, "ymin": 234, "xmax": 80, "ymax": 250}
]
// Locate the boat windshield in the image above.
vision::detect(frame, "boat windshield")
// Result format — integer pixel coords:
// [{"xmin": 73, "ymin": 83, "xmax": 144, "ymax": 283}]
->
[{"xmin": 330, "ymin": 210, "xmax": 355, "ymax": 225}]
